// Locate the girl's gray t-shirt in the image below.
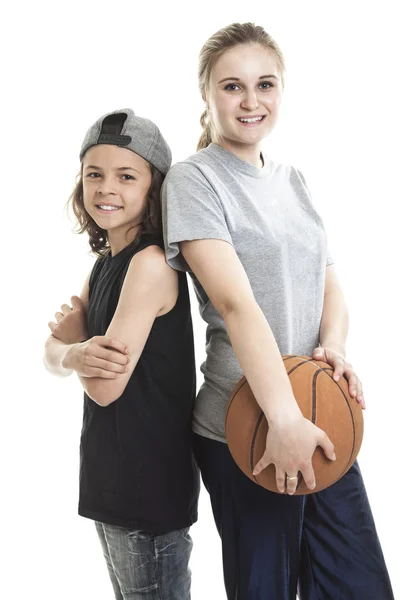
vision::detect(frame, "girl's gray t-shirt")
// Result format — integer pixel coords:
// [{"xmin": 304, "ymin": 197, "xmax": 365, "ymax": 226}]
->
[{"xmin": 162, "ymin": 143, "xmax": 333, "ymax": 444}]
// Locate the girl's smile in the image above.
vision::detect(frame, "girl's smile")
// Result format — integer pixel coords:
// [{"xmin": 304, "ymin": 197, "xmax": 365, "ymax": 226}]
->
[
  {"xmin": 205, "ymin": 43, "xmax": 283, "ymax": 165},
  {"xmin": 237, "ymin": 114, "xmax": 267, "ymax": 126}
]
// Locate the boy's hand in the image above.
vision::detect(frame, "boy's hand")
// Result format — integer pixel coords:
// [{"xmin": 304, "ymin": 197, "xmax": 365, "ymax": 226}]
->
[
  {"xmin": 63, "ymin": 337, "xmax": 129, "ymax": 378},
  {"xmin": 49, "ymin": 296, "xmax": 88, "ymax": 344}
]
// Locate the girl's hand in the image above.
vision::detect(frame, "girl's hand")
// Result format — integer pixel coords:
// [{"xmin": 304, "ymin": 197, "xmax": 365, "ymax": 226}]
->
[
  {"xmin": 49, "ymin": 296, "xmax": 88, "ymax": 344},
  {"xmin": 62, "ymin": 336, "xmax": 130, "ymax": 379},
  {"xmin": 311, "ymin": 346, "xmax": 366, "ymax": 409},
  {"xmin": 253, "ymin": 411, "xmax": 336, "ymax": 494}
]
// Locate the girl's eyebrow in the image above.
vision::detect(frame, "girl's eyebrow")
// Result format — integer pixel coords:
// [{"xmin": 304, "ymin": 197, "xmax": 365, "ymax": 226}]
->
[
  {"xmin": 218, "ymin": 74, "xmax": 279, "ymax": 84},
  {"xmin": 85, "ymin": 165, "xmax": 140, "ymax": 174}
]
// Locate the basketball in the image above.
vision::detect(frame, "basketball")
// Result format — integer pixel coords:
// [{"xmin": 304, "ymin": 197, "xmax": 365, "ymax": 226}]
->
[{"xmin": 225, "ymin": 355, "xmax": 364, "ymax": 495}]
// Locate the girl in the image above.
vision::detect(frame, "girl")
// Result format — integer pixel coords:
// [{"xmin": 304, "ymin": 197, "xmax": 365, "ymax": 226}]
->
[
  {"xmin": 162, "ymin": 23, "xmax": 393, "ymax": 600},
  {"xmin": 44, "ymin": 108, "xmax": 199, "ymax": 600}
]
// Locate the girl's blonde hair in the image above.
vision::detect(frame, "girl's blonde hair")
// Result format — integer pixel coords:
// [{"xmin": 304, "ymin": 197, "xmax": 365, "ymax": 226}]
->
[{"xmin": 197, "ymin": 22, "xmax": 285, "ymax": 151}]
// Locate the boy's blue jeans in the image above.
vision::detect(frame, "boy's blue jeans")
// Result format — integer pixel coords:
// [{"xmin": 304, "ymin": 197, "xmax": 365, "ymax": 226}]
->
[{"xmin": 95, "ymin": 521, "xmax": 192, "ymax": 599}]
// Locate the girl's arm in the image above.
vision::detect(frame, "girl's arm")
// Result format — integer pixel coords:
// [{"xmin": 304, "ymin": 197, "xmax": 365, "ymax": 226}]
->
[
  {"xmin": 312, "ymin": 265, "xmax": 365, "ymax": 408},
  {"xmin": 180, "ymin": 238, "xmax": 335, "ymax": 493},
  {"xmin": 79, "ymin": 245, "xmax": 178, "ymax": 407},
  {"xmin": 318, "ymin": 265, "xmax": 348, "ymax": 355}
]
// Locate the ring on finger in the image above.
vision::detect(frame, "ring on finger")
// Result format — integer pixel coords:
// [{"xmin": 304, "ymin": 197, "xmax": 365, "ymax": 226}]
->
[{"xmin": 286, "ymin": 474, "xmax": 298, "ymax": 481}]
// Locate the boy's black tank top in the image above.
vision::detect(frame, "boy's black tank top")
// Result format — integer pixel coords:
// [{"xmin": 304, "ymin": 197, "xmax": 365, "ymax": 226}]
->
[{"xmin": 78, "ymin": 235, "xmax": 199, "ymax": 534}]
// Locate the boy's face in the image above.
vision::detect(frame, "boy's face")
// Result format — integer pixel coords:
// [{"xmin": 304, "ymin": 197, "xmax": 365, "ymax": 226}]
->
[{"xmin": 82, "ymin": 144, "xmax": 152, "ymax": 237}]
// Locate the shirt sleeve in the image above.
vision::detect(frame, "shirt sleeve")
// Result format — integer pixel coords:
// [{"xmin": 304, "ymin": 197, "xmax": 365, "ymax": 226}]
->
[
  {"xmin": 326, "ymin": 251, "xmax": 334, "ymax": 267},
  {"xmin": 295, "ymin": 168, "xmax": 334, "ymax": 267},
  {"xmin": 161, "ymin": 162, "xmax": 233, "ymax": 272}
]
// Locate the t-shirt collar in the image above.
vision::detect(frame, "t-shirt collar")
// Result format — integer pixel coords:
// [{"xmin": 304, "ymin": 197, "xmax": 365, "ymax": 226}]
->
[{"xmin": 207, "ymin": 143, "xmax": 271, "ymax": 179}]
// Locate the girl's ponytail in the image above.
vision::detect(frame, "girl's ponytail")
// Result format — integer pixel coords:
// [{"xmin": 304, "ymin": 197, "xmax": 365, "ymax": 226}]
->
[{"xmin": 197, "ymin": 108, "xmax": 213, "ymax": 151}]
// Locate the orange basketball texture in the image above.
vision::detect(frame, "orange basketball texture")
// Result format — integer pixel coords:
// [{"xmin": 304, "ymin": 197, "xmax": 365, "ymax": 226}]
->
[{"xmin": 225, "ymin": 355, "xmax": 364, "ymax": 495}]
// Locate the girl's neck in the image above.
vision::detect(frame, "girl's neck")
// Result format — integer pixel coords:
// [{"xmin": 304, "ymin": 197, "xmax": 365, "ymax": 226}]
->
[{"xmin": 214, "ymin": 138, "xmax": 264, "ymax": 169}]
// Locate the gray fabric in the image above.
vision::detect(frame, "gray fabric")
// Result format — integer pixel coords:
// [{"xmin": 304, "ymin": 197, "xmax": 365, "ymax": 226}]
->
[
  {"xmin": 79, "ymin": 108, "xmax": 172, "ymax": 175},
  {"xmin": 162, "ymin": 143, "xmax": 334, "ymax": 443},
  {"xmin": 95, "ymin": 521, "xmax": 192, "ymax": 599}
]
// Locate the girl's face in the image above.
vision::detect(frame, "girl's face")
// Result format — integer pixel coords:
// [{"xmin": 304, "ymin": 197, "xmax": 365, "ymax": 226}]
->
[
  {"xmin": 82, "ymin": 145, "xmax": 151, "ymax": 240},
  {"xmin": 207, "ymin": 43, "xmax": 283, "ymax": 149}
]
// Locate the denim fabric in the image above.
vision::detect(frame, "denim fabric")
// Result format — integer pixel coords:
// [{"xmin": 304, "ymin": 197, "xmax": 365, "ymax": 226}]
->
[{"xmin": 95, "ymin": 522, "xmax": 192, "ymax": 599}]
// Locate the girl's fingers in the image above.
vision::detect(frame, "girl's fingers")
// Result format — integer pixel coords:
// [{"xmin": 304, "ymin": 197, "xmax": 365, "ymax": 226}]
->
[
  {"xmin": 301, "ymin": 461, "xmax": 316, "ymax": 491},
  {"xmin": 252, "ymin": 452, "xmax": 270, "ymax": 476},
  {"xmin": 327, "ymin": 353, "xmax": 345, "ymax": 382},
  {"xmin": 342, "ymin": 365, "xmax": 366, "ymax": 409},
  {"xmin": 346, "ymin": 372, "xmax": 359, "ymax": 398},
  {"xmin": 319, "ymin": 350, "xmax": 365, "ymax": 408},
  {"xmin": 48, "ymin": 321, "xmax": 56, "ymax": 332},
  {"xmin": 332, "ymin": 362, "xmax": 345, "ymax": 382},
  {"xmin": 55, "ymin": 312, "xmax": 64, "ymax": 323},
  {"xmin": 285, "ymin": 471, "xmax": 299, "ymax": 496},
  {"xmin": 312, "ymin": 348, "xmax": 324, "ymax": 360},
  {"xmin": 61, "ymin": 303, "xmax": 72, "ymax": 314},
  {"xmin": 356, "ymin": 380, "xmax": 366, "ymax": 409},
  {"xmin": 275, "ymin": 467, "xmax": 286, "ymax": 493}
]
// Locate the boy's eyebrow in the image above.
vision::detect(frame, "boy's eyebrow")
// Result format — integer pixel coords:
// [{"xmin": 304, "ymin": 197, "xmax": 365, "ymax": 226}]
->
[
  {"xmin": 218, "ymin": 74, "xmax": 279, "ymax": 83},
  {"xmin": 85, "ymin": 165, "xmax": 140, "ymax": 174},
  {"xmin": 117, "ymin": 167, "xmax": 140, "ymax": 174}
]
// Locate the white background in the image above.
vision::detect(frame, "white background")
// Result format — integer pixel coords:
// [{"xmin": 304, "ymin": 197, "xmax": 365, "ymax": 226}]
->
[{"xmin": 2, "ymin": 0, "xmax": 399, "ymax": 598}]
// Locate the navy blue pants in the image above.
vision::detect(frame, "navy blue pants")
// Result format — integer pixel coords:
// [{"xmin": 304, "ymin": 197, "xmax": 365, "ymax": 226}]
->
[{"xmin": 193, "ymin": 434, "xmax": 393, "ymax": 600}]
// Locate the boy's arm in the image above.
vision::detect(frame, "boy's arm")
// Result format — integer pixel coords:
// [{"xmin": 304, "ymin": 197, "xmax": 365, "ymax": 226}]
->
[
  {"xmin": 43, "ymin": 336, "xmax": 77, "ymax": 377},
  {"xmin": 44, "ymin": 272, "xmax": 91, "ymax": 376},
  {"xmin": 80, "ymin": 245, "xmax": 177, "ymax": 407},
  {"xmin": 44, "ymin": 334, "xmax": 128, "ymax": 379},
  {"xmin": 44, "ymin": 270, "xmax": 129, "ymax": 380}
]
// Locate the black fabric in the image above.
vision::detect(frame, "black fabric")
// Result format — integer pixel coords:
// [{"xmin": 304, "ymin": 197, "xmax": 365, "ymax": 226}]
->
[{"xmin": 78, "ymin": 235, "xmax": 199, "ymax": 534}]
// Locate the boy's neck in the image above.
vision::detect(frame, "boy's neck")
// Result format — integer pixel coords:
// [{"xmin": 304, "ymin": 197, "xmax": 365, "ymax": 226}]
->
[{"xmin": 108, "ymin": 227, "xmax": 140, "ymax": 257}]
